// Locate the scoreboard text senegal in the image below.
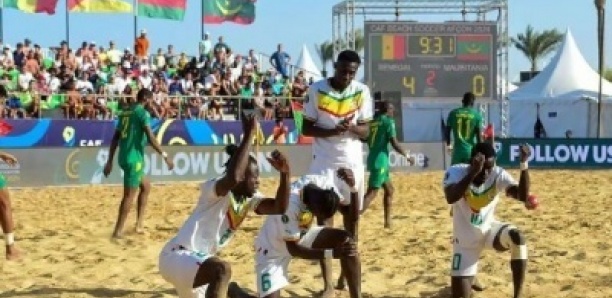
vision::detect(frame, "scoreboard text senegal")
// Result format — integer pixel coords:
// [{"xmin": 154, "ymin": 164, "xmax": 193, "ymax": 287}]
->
[{"xmin": 364, "ymin": 22, "xmax": 498, "ymax": 100}]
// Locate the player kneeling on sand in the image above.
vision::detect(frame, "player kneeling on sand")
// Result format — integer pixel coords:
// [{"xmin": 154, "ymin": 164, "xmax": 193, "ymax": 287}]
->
[
  {"xmin": 232, "ymin": 168, "xmax": 362, "ymax": 298},
  {"xmin": 158, "ymin": 114, "xmax": 292, "ymax": 298},
  {"xmin": 443, "ymin": 142, "xmax": 537, "ymax": 298}
]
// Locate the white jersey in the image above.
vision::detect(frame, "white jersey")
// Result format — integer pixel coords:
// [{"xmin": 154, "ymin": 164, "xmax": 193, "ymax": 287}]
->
[
  {"xmin": 255, "ymin": 175, "xmax": 344, "ymax": 258},
  {"xmin": 442, "ymin": 164, "xmax": 517, "ymax": 248},
  {"xmin": 170, "ymin": 177, "xmax": 264, "ymax": 255},
  {"xmin": 303, "ymin": 79, "xmax": 374, "ymax": 165}
]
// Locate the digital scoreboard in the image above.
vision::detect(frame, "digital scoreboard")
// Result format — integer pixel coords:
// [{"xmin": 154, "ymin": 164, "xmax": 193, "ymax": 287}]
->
[{"xmin": 364, "ymin": 21, "xmax": 498, "ymax": 100}]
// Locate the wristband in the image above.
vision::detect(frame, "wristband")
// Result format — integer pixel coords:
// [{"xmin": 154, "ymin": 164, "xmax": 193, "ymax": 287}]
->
[
  {"xmin": 324, "ymin": 249, "xmax": 333, "ymax": 259},
  {"xmin": 5, "ymin": 233, "xmax": 14, "ymax": 246},
  {"xmin": 520, "ymin": 162, "xmax": 528, "ymax": 171},
  {"xmin": 162, "ymin": 152, "xmax": 168, "ymax": 158}
]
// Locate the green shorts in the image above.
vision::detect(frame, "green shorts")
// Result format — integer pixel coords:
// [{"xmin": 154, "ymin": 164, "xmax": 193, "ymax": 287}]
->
[
  {"xmin": 451, "ymin": 153, "xmax": 471, "ymax": 165},
  {"xmin": 0, "ymin": 174, "xmax": 6, "ymax": 189},
  {"xmin": 120, "ymin": 161, "xmax": 144, "ymax": 188},
  {"xmin": 368, "ymin": 166, "xmax": 390, "ymax": 189}
]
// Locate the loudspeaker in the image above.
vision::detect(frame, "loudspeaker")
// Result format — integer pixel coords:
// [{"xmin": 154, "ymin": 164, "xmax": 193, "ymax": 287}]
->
[{"xmin": 373, "ymin": 90, "xmax": 404, "ymax": 142}]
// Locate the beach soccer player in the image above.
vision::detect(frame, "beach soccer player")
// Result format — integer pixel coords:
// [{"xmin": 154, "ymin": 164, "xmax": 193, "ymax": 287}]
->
[
  {"xmin": 0, "ymin": 151, "xmax": 21, "ymax": 260},
  {"xmin": 158, "ymin": 114, "xmax": 292, "ymax": 298},
  {"xmin": 360, "ymin": 101, "xmax": 414, "ymax": 229},
  {"xmin": 301, "ymin": 49, "xmax": 373, "ymax": 295},
  {"xmin": 443, "ymin": 143, "xmax": 536, "ymax": 298},
  {"xmin": 445, "ymin": 92, "xmax": 483, "ymax": 165},
  {"xmin": 104, "ymin": 88, "xmax": 174, "ymax": 239},
  {"xmin": 237, "ymin": 168, "xmax": 361, "ymax": 298}
]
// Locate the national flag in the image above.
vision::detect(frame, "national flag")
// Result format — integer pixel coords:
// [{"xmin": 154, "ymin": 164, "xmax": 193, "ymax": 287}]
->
[
  {"xmin": 203, "ymin": 0, "xmax": 256, "ymax": 25},
  {"xmin": 290, "ymin": 99, "xmax": 313, "ymax": 144},
  {"xmin": 138, "ymin": 0, "xmax": 185, "ymax": 21},
  {"xmin": 3, "ymin": 0, "xmax": 58, "ymax": 14},
  {"xmin": 68, "ymin": 0, "xmax": 132, "ymax": 13},
  {"xmin": 0, "ymin": 121, "xmax": 13, "ymax": 136},
  {"xmin": 370, "ymin": 34, "xmax": 406, "ymax": 61},
  {"xmin": 456, "ymin": 35, "xmax": 491, "ymax": 61}
]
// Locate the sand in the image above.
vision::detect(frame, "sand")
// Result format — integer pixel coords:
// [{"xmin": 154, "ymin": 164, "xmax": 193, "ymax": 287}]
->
[{"xmin": 0, "ymin": 170, "xmax": 611, "ymax": 298}]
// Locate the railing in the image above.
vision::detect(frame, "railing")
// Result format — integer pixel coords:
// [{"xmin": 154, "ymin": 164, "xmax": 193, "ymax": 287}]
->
[{"xmin": 1, "ymin": 92, "xmax": 305, "ymax": 120}]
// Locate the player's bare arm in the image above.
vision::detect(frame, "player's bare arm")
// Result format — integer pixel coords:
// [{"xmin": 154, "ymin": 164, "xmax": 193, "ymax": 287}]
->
[
  {"xmin": 505, "ymin": 144, "xmax": 532, "ymax": 206},
  {"xmin": 215, "ymin": 113, "xmax": 258, "ymax": 197},
  {"xmin": 390, "ymin": 137, "xmax": 415, "ymax": 165},
  {"xmin": 443, "ymin": 153, "xmax": 485, "ymax": 204},
  {"xmin": 285, "ymin": 238, "xmax": 357, "ymax": 260},
  {"xmin": 103, "ymin": 130, "xmax": 121, "ymax": 177},
  {"xmin": 144, "ymin": 126, "xmax": 174, "ymax": 170},
  {"xmin": 302, "ymin": 118, "xmax": 347, "ymax": 138},
  {"xmin": 347, "ymin": 120, "xmax": 370, "ymax": 140},
  {"xmin": 255, "ymin": 150, "xmax": 291, "ymax": 215}
]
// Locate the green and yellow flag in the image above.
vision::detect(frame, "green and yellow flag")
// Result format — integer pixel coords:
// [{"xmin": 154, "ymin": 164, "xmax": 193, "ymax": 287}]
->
[{"xmin": 203, "ymin": 0, "xmax": 256, "ymax": 25}]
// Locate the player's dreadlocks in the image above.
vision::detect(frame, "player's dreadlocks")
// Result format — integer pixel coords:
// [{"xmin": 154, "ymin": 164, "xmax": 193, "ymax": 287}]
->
[
  {"xmin": 223, "ymin": 144, "xmax": 257, "ymax": 171},
  {"xmin": 471, "ymin": 142, "xmax": 497, "ymax": 159}
]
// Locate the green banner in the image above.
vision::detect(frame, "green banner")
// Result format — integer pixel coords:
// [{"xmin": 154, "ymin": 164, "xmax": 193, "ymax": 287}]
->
[{"xmin": 496, "ymin": 138, "xmax": 612, "ymax": 168}]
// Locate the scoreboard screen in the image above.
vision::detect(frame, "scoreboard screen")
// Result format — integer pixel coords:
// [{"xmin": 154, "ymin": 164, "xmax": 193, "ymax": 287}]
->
[{"xmin": 364, "ymin": 22, "xmax": 498, "ymax": 100}]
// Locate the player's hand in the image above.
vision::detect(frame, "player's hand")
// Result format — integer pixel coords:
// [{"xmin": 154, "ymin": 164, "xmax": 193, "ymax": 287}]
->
[
  {"xmin": 267, "ymin": 150, "xmax": 289, "ymax": 173},
  {"xmin": 404, "ymin": 152, "xmax": 415, "ymax": 165},
  {"xmin": 519, "ymin": 144, "xmax": 531, "ymax": 163},
  {"xmin": 164, "ymin": 156, "xmax": 174, "ymax": 171},
  {"xmin": 333, "ymin": 238, "xmax": 358, "ymax": 258},
  {"xmin": 469, "ymin": 153, "xmax": 485, "ymax": 176},
  {"xmin": 241, "ymin": 112, "xmax": 259, "ymax": 136},
  {"xmin": 103, "ymin": 162, "xmax": 112, "ymax": 178},
  {"xmin": 525, "ymin": 194, "xmax": 539, "ymax": 210},
  {"xmin": 0, "ymin": 153, "xmax": 18, "ymax": 167},
  {"xmin": 336, "ymin": 168, "xmax": 355, "ymax": 188}
]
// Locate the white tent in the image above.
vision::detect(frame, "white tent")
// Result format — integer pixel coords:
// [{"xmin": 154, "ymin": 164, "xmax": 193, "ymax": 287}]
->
[
  {"xmin": 295, "ymin": 44, "xmax": 322, "ymax": 82},
  {"xmin": 506, "ymin": 28, "xmax": 612, "ymax": 138}
]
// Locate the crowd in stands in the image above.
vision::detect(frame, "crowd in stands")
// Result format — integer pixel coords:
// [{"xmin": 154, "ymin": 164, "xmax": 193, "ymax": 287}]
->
[{"xmin": 0, "ymin": 31, "xmax": 312, "ymax": 120}]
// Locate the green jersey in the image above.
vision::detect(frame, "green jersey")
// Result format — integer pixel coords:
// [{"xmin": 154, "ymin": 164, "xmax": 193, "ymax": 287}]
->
[
  {"xmin": 447, "ymin": 107, "xmax": 483, "ymax": 155},
  {"xmin": 367, "ymin": 114, "xmax": 396, "ymax": 169},
  {"xmin": 117, "ymin": 104, "xmax": 151, "ymax": 165}
]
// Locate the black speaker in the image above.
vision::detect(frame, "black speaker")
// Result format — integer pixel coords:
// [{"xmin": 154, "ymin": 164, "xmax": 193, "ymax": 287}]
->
[{"xmin": 373, "ymin": 90, "xmax": 404, "ymax": 142}]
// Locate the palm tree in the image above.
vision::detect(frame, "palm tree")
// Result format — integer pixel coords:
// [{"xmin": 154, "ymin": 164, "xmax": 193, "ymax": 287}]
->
[
  {"xmin": 315, "ymin": 41, "xmax": 334, "ymax": 77},
  {"xmin": 511, "ymin": 25, "xmax": 564, "ymax": 72}
]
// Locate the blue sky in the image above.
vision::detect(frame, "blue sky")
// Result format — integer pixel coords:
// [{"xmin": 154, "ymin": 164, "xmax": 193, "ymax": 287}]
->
[{"xmin": 1, "ymin": 0, "xmax": 609, "ymax": 81}]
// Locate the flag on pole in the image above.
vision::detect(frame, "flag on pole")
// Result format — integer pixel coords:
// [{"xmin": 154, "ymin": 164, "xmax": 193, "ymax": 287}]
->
[
  {"xmin": 290, "ymin": 99, "xmax": 313, "ymax": 144},
  {"xmin": 203, "ymin": 0, "xmax": 256, "ymax": 25},
  {"xmin": 4, "ymin": 0, "xmax": 59, "ymax": 14},
  {"xmin": 138, "ymin": 0, "xmax": 185, "ymax": 20},
  {"xmin": 68, "ymin": 0, "xmax": 132, "ymax": 13}
]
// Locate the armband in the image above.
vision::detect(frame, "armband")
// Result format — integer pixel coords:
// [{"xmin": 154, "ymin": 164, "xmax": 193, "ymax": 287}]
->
[{"xmin": 520, "ymin": 162, "xmax": 528, "ymax": 171}]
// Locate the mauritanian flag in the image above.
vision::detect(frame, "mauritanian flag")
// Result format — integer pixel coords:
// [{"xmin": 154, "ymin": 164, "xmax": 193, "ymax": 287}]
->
[
  {"xmin": 370, "ymin": 34, "xmax": 406, "ymax": 61},
  {"xmin": 203, "ymin": 0, "xmax": 256, "ymax": 25},
  {"xmin": 3, "ymin": 0, "xmax": 58, "ymax": 14},
  {"xmin": 69, "ymin": 0, "xmax": 132, "ymax": 13},
  {"xmin": 138, "ymin": 0, "xmax": 186, "ymax": 21},
  {"xmin": 457, "ymin": 35, "xmax": 491, "ymax": 61}
]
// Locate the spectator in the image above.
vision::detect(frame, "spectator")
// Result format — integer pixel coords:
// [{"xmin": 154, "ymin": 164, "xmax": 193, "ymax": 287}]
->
[
  {"xmin": 272, "ymin": 118, "xmax": 288, "ymax": 144},
  {"xmin": 270, "ymin": 43, "xmax": 290, "ymax": 79},
  {"xmin": 199, "ymin": 32, "xmax": 212, "ymax": 61},
  {"xmin": 134, "ymin": 29, "xmax": 149, "ymax": 59}
]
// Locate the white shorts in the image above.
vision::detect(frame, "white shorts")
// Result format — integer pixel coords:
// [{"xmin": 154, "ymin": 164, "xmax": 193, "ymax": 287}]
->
[
  {"xmin": 158, "ymin": 242, "xmax": 211, "ymax": 298},
  {"xmin": 451, "ymin": 221, "xmax": 515, "ymax": 277},
  {"xmin": 309, "ymin": 160, "xmax": 365, "ymax": 211},
  {"xmin": 255, "ymin": 227, "xmax": 324, "ymax": 297}
]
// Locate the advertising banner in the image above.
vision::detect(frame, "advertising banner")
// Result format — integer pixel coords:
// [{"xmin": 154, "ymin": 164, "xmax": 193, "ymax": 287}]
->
[
  {"xmin": 0, "ymin": 119, "xmax": 297, "ymax": 148},
  {"xmin": 495, "ymin": 138, "xmax": 612, "ymax": 168},
  {"xmin": 0, "ymin": 148, "xmax": 81, "ymax": 187}
]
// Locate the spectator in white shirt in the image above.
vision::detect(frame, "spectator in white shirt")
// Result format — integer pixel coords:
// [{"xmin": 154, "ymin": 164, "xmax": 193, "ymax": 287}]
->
[{"xmin": 199, "ymin": 32, "xmax": 212, "ymax": 61}]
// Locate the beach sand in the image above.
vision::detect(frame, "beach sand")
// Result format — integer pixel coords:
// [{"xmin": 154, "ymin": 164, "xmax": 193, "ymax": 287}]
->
[{"xmin": 1, "ymin": 170, "xmax": 610, "ymax": 298}]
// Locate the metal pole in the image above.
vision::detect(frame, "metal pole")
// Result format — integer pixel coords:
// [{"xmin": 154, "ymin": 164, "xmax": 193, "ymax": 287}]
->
[
  {"xmin": 201, "ymin": 0, "xmax": 205, "ymax": 40},
  {"xmin": 596, "ymin": 0, "xmax": 606, "ymax": 138},
  {"xmin": 134, "ymin": 0, "xmax": 138, "ymax": 39},
  {"xmin": 65, "ymin": 0, "xmax": 70, "ymax": 46},
  {"xmin": 0, "ymin": 0, "xmax": 4, "ymax": 43}
]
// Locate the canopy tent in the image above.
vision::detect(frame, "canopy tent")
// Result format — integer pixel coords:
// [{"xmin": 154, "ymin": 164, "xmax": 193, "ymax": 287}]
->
[
  {"xmin": 295, "ymin": 44, "xmax": 323, "ymax": 82},
  {"xmin": 504, "ymin": 28, "xmax": 612, "ymax": 138}
]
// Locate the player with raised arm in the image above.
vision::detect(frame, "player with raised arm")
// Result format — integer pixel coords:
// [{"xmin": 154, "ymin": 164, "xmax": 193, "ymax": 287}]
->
[
  {"xmin": 158, "ymin": 114, "xmax": 292, "ymax": 298},
  {"xmin": 0, "ymin": 151, "xmax": 21, "ymax": 260},
  {"xmin": 445, "ymin": 92, "xmax": 483, "ymax": 165},
  {"xmin": 104, "ymin": 88, "xmax": 174, "ymax": 239},
  {"xmin": 443, "ymin": 142, "xmax": 536, "ymax": 298},
  {"xmin": 360, "ymin": 101, "xmax": 414, "ymax": 228},
  {"xmin": 301, "ymin": 50, "xmax": 373, "ymax": 296}
]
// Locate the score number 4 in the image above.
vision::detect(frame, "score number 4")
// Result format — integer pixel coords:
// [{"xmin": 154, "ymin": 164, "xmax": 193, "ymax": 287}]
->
[{"xmin": 402, "ymin": 74, "xmax": 487, "ymax": 97}]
